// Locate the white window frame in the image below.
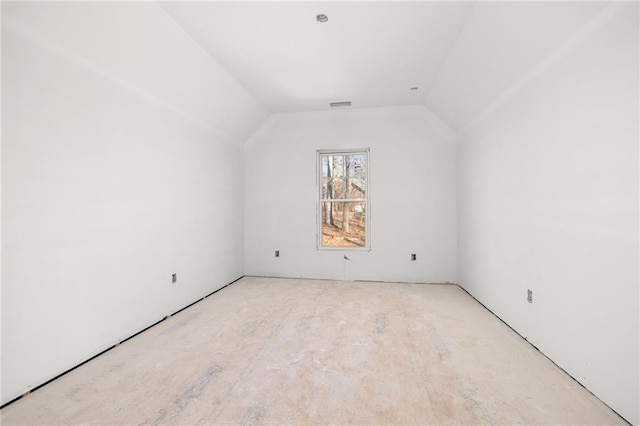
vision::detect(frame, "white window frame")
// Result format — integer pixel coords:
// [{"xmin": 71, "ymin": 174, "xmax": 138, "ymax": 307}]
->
[{"xmin": 316, "ymin": 148, "xmax": 371, "ymax": 251}]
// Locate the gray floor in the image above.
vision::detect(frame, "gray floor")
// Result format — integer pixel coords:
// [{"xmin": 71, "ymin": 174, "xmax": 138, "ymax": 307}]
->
[{"xmin": 1, "ymin": 277, "xmax": 624, "ymax": 425}]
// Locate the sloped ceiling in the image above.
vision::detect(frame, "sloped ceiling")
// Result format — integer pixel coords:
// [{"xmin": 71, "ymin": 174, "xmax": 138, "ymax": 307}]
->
[
  {"xmin": 160, "ymin": 1, "xmax": 609, "ymax": 132},
  {"xmin": 425, "ymin": 1, "xmax": 608, "ymax": 131},
  {"xmin": 3, "ymin": 1, "xmax": 268, "ymax": 143}
]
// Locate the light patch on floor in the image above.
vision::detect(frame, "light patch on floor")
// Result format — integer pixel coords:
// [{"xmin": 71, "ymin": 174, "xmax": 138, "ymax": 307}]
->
[{"xmin": 0, "ymin": 277, "xmax": 625, "ymax": 424}]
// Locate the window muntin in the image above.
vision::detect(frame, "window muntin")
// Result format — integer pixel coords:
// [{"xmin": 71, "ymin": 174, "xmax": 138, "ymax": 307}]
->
[{"xmin": 317, "ymin": 149, "xmax": 370, "ymax": 250}]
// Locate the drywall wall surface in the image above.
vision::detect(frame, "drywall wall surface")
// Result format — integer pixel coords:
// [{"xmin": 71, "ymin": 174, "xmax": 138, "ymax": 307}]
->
[
  {"xmin": 457, "ymin": 4, "xmax": 639, "ymax": 423},
  {"xmin": 244, "ymin": 105, "xmax": 457, "ymax": 283},
  {"xmin": 1, "ymin": 2, "xmax": 266, "ymax": 143},
  {"xmin": 1, "ymin": 2, "xmax": 250, "ymax": 404},
  {"xmin": 0, "ymin": 2, "xmax": 4, "ymax": 405},
  {"xmin": 426, "ymin": 1, "xmax": 607, "ymax": 132}
]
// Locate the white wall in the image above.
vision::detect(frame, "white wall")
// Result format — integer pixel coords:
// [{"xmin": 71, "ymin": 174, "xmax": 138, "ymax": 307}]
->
[
  {"xmin": 3, "ymin": 1, "xmax": 637, "ymax": 422},
  {"xmin": 244, "ymin": 106, "xmax": 457, "ymax": 283},
  {"xmin": 1, "ymin": 2, "xmax": 266, "ymax": 405},
  {"xmin": 457, "ymin": 4, "xmax": 639, "ymax": 424}
]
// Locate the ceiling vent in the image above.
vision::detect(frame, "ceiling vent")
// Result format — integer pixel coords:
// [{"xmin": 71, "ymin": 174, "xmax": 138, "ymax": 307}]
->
[{"xmin": 329, "ymin": 101, "xmax": 352, "ymax": 108}]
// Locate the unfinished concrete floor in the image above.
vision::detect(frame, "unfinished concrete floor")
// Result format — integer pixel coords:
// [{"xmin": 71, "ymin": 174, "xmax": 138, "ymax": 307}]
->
[{"xmin": 1, "ymin": 277, "xmax": 625, "ymax": 425}]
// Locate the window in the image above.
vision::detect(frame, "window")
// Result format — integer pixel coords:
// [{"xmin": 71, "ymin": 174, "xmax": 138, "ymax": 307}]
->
[{"xmin": 317, "ymin": 149, "xmax": 370, "ymax": 250}]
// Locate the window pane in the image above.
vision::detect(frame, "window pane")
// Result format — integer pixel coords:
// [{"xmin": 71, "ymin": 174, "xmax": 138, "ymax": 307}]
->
[
  {"xmin": 321, "ymin": 154, "xmax": 366, "ymax": 200},
  {"xmin": 321, "ymin": 202, "xmax": 366, "ymax": 247},
  {"xmin": 321, "ymin": 176, "xmax": 346, "ymax": 199},
  {"xmin": 349, "ymin": 154, "xmax": 366, "ymax": 197}
]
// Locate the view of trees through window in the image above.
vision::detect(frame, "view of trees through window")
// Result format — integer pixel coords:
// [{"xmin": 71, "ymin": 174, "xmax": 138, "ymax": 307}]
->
[{"xmin": 319, "ymin": 151, "xmax": 368, "ymax": 248}]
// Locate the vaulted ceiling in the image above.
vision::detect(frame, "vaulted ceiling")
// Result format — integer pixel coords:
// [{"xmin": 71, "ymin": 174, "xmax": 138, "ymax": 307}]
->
[{"xmin": 159, "ymin": 1, "xmax": 608, "ymax": 132}]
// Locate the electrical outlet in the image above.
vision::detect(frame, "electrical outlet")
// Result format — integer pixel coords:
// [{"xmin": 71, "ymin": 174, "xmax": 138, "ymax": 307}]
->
[
  {"xmin": 527, "ymin": 289, "xmax": 532, "ymax": 303},
  {"xmin": 411, "ymin": 254, "xmax": 416, "ymax": 261},
  {"xmin": 172, "ymin": 273, "xmax": 177, "ymax": 284},
  {"xmin": 275, "ymin": 250, "xmax": 280, "ymax": 258}
]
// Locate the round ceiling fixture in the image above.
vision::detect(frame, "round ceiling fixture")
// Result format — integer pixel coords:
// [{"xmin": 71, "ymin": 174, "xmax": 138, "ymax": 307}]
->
[{"xmin": 316, "ymin": 14, "xmax": 328, "ymax": 23}]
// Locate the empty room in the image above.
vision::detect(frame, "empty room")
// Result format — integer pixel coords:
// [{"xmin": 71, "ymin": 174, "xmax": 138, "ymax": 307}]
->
[{"xmin": 1, "ymin": 1, "xmax": 638, "ymax": 425}]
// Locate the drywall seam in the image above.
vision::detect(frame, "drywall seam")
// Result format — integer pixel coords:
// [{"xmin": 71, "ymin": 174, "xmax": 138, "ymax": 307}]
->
[
  {"xmin": 157, "ymin": 2, "xmax": 269, "ymax": 119},
  {"xmin": 457, "ymin": 2, "xmax": 629, "ymax": 140},
  {"xmin": 243, "ymin": 114, "xmax": 277, "ymax": 152},
  {"xmin": 424, "ymin": 2, "xmax": 478, "ymax": 111},
  {"xmin": 2, "ymin": 16, "xmax": 240, "ymax": 146},
  {"xmin": 245, "ymin": 103, "xmax": 460, "ymax": 152},
  {"xmin": 423, "ymin": 107, "xmax": 456, "ymax": 143}
]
